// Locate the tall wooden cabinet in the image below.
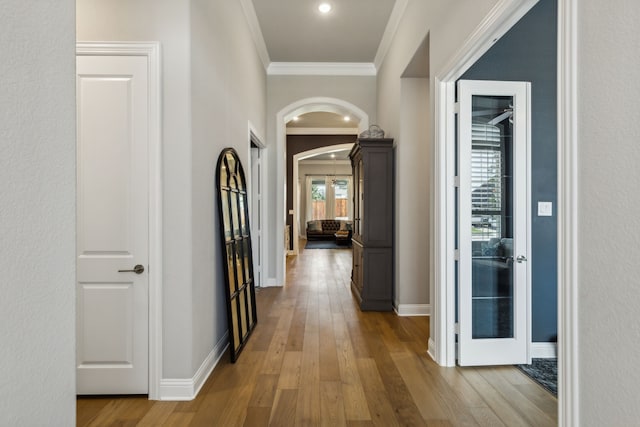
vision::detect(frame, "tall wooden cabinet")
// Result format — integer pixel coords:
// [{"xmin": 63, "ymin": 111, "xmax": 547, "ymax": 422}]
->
[{"xmin": 349, "ymin": 138, "xmax": 394, "ymax": 311}]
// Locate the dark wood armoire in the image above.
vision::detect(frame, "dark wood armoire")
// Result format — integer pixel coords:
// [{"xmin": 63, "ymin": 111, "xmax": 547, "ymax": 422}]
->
[{"xmin": 349, "ymin": 138, "xmax": 394, "ymax": 311}]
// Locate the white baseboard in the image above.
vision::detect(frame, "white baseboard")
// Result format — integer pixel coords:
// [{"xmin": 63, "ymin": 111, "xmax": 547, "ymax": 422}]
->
[
  {"xmin": 531, "ymin": 342, "xmax": 557, "ymax": 358},
  {"xmin": 427, "ymin": 337, "xmax": 437, "ymax": 362},
  {"xmin": 395, "ymin": 304, "xmax": 431, "ymax": 316},
  {"xmin": 159, "ymin": 332, "xmax": 229, "ymax": 401},
  {"xmin": 262, "ymin": 277, "xmax": 279, "ymax": 287}
]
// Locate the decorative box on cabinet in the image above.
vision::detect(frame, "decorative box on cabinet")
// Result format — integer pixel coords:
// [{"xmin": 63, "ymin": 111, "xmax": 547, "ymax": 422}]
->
[{"xmin": 349, "ymin": 138, "xmax": 394, "ymax": 311}]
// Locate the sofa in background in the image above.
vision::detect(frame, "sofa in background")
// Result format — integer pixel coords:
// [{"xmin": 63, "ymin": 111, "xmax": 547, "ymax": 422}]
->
[{"xmin": 306, "ymin": 219, "xmax": 352, "ymax": 241}]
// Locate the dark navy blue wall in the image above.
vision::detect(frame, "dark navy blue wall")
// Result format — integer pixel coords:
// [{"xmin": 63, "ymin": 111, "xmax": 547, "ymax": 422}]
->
[{"xmin": 461, "ymin": 0, "xmax": 557, "ymax": 342}]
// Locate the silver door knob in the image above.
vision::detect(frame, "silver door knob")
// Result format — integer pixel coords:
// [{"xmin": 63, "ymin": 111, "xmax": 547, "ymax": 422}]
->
[
  {"xmin": 516, "ymin": 255, "xmax": 527, "ymax": 263},
  {"xmin": 118, "ymin": 264, "xmax": 145, "ymax": 274}
]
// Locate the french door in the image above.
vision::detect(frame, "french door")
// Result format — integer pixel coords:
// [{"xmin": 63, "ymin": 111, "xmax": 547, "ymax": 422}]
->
[{"xmin": 457, "ymin": 80, "xmax": 531, "ymax": 366}]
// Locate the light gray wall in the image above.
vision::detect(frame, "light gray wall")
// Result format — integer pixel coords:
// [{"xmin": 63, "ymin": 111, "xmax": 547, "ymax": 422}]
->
[
  {"xmin": 396, "ymin": 78, "xmax": 430, "ymax": 307},
  {"xmin": 189, "ymin": 0, "xmax": 267, "ymax": 371},
  {"xmin": 578, "ymin": 0, "xmax": 640, "ymax": 423},
  {"xmin": 0, "ymin": 0, "xmax": 76, "ymax": 424},
  {"xmin": 266, "ymin": 75, "xmax": 377, "ymax": 283},
  {"xmin": 377, "ymin": 0, "xmax": 499, "ymax": 310},
  {"xmin": 78, "ymin": 0, "xmax": 267, "ymax": 380}
]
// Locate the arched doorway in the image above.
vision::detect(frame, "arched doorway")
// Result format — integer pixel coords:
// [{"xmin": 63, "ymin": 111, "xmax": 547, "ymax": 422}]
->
[{"xmin": 274, "ymin": 97, "xmax": 369, "ymax": 285}]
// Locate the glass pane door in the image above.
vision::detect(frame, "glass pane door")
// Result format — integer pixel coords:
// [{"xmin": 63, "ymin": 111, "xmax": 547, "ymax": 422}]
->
[{"xmin": 457, "ymin": 80, "xmax": 530, "ymax": 366}]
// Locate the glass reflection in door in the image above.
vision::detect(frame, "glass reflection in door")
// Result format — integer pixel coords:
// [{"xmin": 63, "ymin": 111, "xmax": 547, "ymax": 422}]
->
[{"xmin": 470, "ymin": 95, "xmax": 514, "ymax": 339}]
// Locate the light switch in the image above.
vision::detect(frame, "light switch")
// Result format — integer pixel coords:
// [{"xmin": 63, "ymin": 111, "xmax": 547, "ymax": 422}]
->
[{"xmin": 538, "ymin": 201, "xmax": 553, "ymax": 217}]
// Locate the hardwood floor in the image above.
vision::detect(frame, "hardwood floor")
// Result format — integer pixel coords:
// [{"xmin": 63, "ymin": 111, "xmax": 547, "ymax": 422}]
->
[{"xmin": 77, "ymin": 243, "xmax": 557, "ymax": 426}]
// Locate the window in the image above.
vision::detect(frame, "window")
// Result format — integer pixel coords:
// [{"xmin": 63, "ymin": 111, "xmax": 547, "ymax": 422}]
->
[
  {"xmin": 333, "ymin": 178, "xmax": 349, "ymax": 220},
  {"xmin": 310, "ymin": 178, "xmax": 326, "ymax": 220},
  {"xmin": 306, "ymin": 175, "xmax": 352, "ymax": 221},
  {"xmin": 471, "ymin": 123, "xmax": 503, "ymax": 241}
]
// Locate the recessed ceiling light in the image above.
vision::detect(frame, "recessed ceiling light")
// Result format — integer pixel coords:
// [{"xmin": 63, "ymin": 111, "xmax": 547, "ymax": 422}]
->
[
  {"xmin": 292, "ymin": 116, "xmax": 299, "ymax": 121},
  {"xmin": 344, "ymin": 116, "xmax": 351, "ymax": 122},
  {"xmin": 318, "ymin": 3, "xmax": 332, "ymax": 14}
]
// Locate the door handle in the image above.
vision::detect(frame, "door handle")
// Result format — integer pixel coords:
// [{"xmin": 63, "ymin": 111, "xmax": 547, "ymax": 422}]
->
[
  {"xmin": 516, "ymin": 255, "xmax": 527, "ymax": 263},
  {"xmin": 118, "ymin": 264, "xmax": 145, "ymax": 274}
]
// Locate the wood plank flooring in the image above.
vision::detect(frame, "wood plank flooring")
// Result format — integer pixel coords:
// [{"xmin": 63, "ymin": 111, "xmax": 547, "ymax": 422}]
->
[{"xmin": 77, "ymin": 243, "xmax": 557, "ymax": 426}]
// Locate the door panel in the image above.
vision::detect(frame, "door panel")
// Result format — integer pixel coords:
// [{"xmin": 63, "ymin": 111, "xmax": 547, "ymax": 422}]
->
[
  {"xmin": 457, "ymin": 80, "xmax": 530, "ymax": 366},
  {"xmin": 76, "ymin": 55, "xmax": 149, "ymax": 394}
]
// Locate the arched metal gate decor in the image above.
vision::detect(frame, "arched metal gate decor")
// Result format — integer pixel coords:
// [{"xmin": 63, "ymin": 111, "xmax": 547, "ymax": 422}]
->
[{"xmin": 216, "ymin": 148, "xmax": 257, "ymax": 362}]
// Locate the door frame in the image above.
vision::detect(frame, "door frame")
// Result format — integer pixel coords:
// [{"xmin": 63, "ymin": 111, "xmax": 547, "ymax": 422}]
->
[
  {"xmin": 292, "ymin": 143, "xmax": 355, "ymax": 256},
  {"xmin": 76, "ymin": 42, "xmax": 162, "ymax": 400},
  {"xmin": 430, "ymin": 0, "xmax": 579, "ymax": 425},
  {"xmin": 248, "ymin": 123, "xmax": 265, "ymax": 287}
]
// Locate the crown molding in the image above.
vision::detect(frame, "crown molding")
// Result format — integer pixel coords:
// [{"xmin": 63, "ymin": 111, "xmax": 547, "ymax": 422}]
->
[
  {"xmin": 239, "ymin": 0, "xmax": 271, "ymax": 70},
  {"xmin": 267, "ymin": 62, "xmax": 377, "ymax": 76},
  {"xmin": 286, "ymin": 127, "xmax": 359, "ymax": 135},
  {"xmin": 374, "ymin": 0, "xmax": 409, "ymax": 70}
]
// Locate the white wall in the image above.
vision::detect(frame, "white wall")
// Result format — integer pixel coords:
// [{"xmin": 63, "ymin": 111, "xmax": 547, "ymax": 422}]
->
[
  {"xmin": 78, "ymin": 0, "xmax": 267, "ymax": 382},
  {"xmin": 0, "ymin": 0, "xmax": 76, "ymax": 424},
  {"xmin": 377, "ymin": 0, "xmax": 498, "ymax": 310},
  {"xmin": 266, "ymin": 75, "xmax": 376, "ymax": 283},
  {"xmin": 578, "ymin": 0, "xmax": 640, "ymax": 423}
]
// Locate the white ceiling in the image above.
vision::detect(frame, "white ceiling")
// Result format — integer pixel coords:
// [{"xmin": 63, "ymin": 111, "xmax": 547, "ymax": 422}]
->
[{"xmin": 251, "ymin": 0, "xmax": 397, "ymax": 63}]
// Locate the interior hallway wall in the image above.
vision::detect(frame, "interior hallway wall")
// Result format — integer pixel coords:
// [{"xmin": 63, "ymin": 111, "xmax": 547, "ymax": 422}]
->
[
  {"xmin": 1, "ymin": 0, "xmax": 76, "ymax": 424},
  {"xmin": 77, "ymin": 0, "xmax": 267, "ymax": 382},
  {"xmin": 396, "ymin": 78, "xmax": 430, "ymax": 309},
  {"xmin": 377, "ymin": 0, "xmax": 499, "ymax": 313},
  {"xmin": 577, "ymin": 0, "xmax": 640, "ymax": 423}
]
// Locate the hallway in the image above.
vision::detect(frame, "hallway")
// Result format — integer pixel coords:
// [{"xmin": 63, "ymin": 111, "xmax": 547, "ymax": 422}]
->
[{"xmin": 77, "ymin": 244, "xmax": 557, "ymax": 426}]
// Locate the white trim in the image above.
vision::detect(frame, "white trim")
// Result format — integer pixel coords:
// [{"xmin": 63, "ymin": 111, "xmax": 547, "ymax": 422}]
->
[
  {"xmin": 287, "ymin": 127, "xmax": 359, "ymax": 136},
  {"xmin": 239, "ymin": 0, "xmax": 270, "ymax": 70},
  {"xmin": 292, "ymin": 143, "xmax": 355, "ymax": 256},
  {"xmin": 248, "ymin": 122, "xmax": 265, "ymax": 288},
  {"xmin": 557, "ymin": 0, "xmax": 579, "ymax": 424},
  {"xmin": 267, "ymin": 62, "xmax": 376, "ymax": 76},
  {"xmin": 374, "ymin": 0, "xmax": 409, "ymax": 70},
  {"xmin": 262, "ymin": 278, "xmax": 278, "ymax": 287},
  {"xmin": 158, "ymin": 333, "xmax": 229, "ymax": 401},
  {"xmin": 76, "ymin": 42, "xmax": 163, "ymax": 400},
  {"xmin": 395, "ymin": 304, "xmax": 431, "ymax": 317},
  {"xmin": 432, "ymin": 0, "xmax": 540, "ymax": 367},
  {"xmin": 276, "ymin": 97, "xmax": 369, "ymax": 286},
  {"xmin": 531, "ymin": 342, "xmax": 558, "ymax": 359}
]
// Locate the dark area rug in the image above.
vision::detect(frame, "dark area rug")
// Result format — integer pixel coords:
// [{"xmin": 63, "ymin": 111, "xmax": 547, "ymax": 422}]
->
[
  {"xmin": 517, "ymin": 358, "xmax": 557, "ymax": 396},
  {"xmin": 304, "ymin": 240, "xmax": 351, "ymax": 249}
]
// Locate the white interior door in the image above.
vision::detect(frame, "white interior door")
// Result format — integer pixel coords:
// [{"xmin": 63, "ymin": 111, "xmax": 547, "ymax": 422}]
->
[
  {"xmin": 76, "ymin": 54, "xmax": 149, "ymax": 394},
  {"xmin": 457, "ymin": 80, "xmax": 531, "ymax": 366}
]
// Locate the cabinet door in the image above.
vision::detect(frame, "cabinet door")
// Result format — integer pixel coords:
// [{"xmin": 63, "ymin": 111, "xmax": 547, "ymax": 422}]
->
[
  {"xmin": 352, "ymin": 241, "xmax": 364, "ymax": 295},
  {"xmin": 362, "ymin": 149, "xmax": 393, "ymax": 247}
]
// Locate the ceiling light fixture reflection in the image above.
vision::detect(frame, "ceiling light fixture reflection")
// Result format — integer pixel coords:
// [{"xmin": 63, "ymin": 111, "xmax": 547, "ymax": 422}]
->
[{"xmin": 318, "ymin": 3, "xmax": 332, "ymax": 14}]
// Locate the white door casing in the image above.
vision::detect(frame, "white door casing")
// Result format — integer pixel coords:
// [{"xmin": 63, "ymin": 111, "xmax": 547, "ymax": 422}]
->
[
  {"xmin": 76, "ymin": 43, "xmax": 161, "ymax": 396},
  {"xmin": 457, "ymin": 79, "xmax": 531, "ymax": 366}
]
